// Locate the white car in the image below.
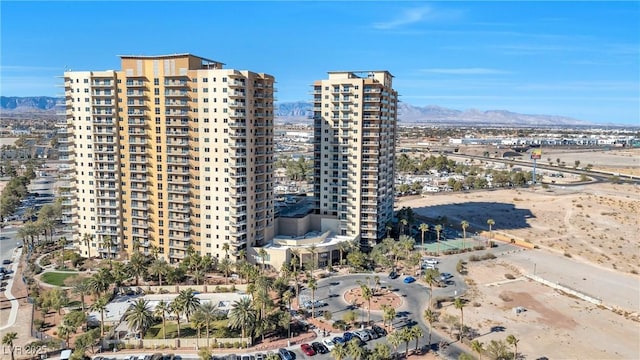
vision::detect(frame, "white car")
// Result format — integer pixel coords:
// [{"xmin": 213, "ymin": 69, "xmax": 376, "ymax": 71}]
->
[
  {"xmin": 354, "ymin": 330, "xmax": 371, "ymax": 341},
  {"xmin": 423, "ymin": 258, "xmax": 439, "ymax": 265},
  {"xmin": 322, "ymin": 338, "xmax": 336, "ymax": 350}
]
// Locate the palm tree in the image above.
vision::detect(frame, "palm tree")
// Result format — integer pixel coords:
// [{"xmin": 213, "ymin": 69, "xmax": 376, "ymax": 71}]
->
[
  {"xmin": 82, "ymin": 233, "xmax": 92, "ymax": 259},
  {"xmin": 169, "ymin": 298, "xmax": 184, "ymax": 338},
  {"xmin": 400, "ymin": 327, "xmax": 412, "ymax": 358},
  {"xmin": 190, "ymin": 310, "xmax": 206, "ymax": 345},
  {"xmin": 308, "ymin": 277, "xmax": 317, "ymax": 318},
  {"xmin": 72, "ymin": 278, "xmax": 91, "ymax": 312},
  {"xmin": 88, "ymin": 268, "xmax": 112, "ymax": 296},
  {"xmin": 308, "ymin": 244, "xmax": 317, "ymax": 273},
  {"xmin": 506, "ymin": 334, "xmax": 520, "ymax": 360},
  {"xmin": 222, "ymin": 242, "xmax": 230, "ymax": 259},
  {"xmin": 410, "ymin": 326, "xmax": 424, "ymax": 351},
  {"xmin": 148, "ymin": 258, "xmax": 169, "ymax": 286},
  {"xmin": 434, "ymin": 224, "xmax": 443, "ymax": 255},
  {"xmin": 360, "ymin": 283, "xmax": 373, "ymax": 325},
  {"xmin": 228, "ymin": 296, "xmax": 257, "ymax": 339},
  {"xmin": 347, "ymin": 338, "xmax": 366, "ymax": 360},
  {"xmin": 337, "ymin": 240, "xmax": 350, "ymax": 266},
  {"xmin": 154, "ymin": 300, "xmax": 170, "ymax": 341},
  {"xmin": 128, "ymin": 251, "xmax": 147, "ymax": 286},
  {"xmin": 382, "ymin": 305, "xmax": 396, "ymax": 332},
  {"xmin": 471, "ymin": 340, "xmax": 485, "ymax": 360},
  {"xmin": 290, "ymin": 248, "xmax": 301, "ymax": 273},
  {"xmin": 124, "ymin": 298, "xmax": 154, "ymax": 338},
  {"xmin": 101, "ymin": 235, "xmax": 113, "ymax": 267},
  {"xmin": 90, "ymin": 296, "xmax": 109, "ymax": 337},
  {"xmin": 219, "ymin": 258, "xmax": 232, "ymax": 284},
  {"xmin": 399, "ymin": 218, "xmax": 408, "ymax": 237},
  {"xmin": 330, "ymin": 343, "xmax": 348, "ymax": 360},
  {"xmin": 176, "ymin": 288, "xmax": 201, "ymax": 322},
  {"xmin": 423, "ymin": 269, "xmax": 439, "ymax": 308},
  {"xmin": 419, "ymin": 223, "xmax": 429, "ymax": 253},
  {"xmin": 454, "ymin": 298, "xmax": 466, "ymax": 340},
  {"xmin": 199, "ymin": 302, "xmax": 218, "ymax": 347},
  {"xmin": 258, "ymin": 248, "xmax": 268, "ymax": 273},
  {"xmin": 2, "ymin": 332, "xmax": 17, "ymax": 360},
  {"xmin": 423, "ymin": 309, "xmax": 437, "ymax": 351},
  {"xmin": 372, "ymin": 343, "xmax": 391, "ymax": 360},
  {"xmin": 57, "ymin": 324, "xmax": 72, "ymax": 348},
  {"xmin": 487, "ymin": 218, "xmax": 495, "ymax": 243},
  {"xmin": 387, "ymin": 331, "xmax": 402, "ymax": 359},
  {"xmin": 460, "ymin": 220, "xmax": 469, "ymax": 250}
]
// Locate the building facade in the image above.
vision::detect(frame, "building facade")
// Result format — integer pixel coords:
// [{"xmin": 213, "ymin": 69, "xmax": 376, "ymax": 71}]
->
[
  {"xmin": 63, "ymin": 54, "xmax": 275, "ymax": 263},
  {"xmin": 312, "ymin": 71, "xmax": 398, "ymax": 247}
]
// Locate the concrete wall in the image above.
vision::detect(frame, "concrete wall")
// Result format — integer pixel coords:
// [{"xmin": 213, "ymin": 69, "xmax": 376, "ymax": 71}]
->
[{"xmin": 116, "ymin": 337, "xmax": 250, "ymax": 349}]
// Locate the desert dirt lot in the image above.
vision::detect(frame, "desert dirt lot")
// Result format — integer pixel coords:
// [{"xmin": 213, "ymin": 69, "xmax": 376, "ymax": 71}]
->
[{"xmin": 396, "ymin": 179, "xmax": 640, "ymax": 359}]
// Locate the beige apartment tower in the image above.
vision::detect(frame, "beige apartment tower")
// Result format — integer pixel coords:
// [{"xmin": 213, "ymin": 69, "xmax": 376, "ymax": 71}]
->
[
  {"xmin": 63, "ymin": 54, "xmax": 275, "ymax": 263},
  {"xmin": 312, "ymin": 71, "xmax": 398, "ymax": 247}
]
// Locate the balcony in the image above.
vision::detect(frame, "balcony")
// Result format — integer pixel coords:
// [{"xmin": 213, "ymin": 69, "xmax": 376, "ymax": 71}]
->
[
  {"xmin": 91, "ymin": 80, "xmax": 113, "ymax": 87},
  {"xmin": 126, "ymin": 80, "xmax": 146, "ymax": 87},
  {"xmin": 128, "ymin": 120, "xmax": 147, "ymax": 127},
  {"xmin": 168, "ymin": 206, "xmax": 190, "ymax": 214},
  {"xmin": 165, "ymin": 90, "xmax": 189, "ymax": 97},
  {"xmin": 127, "ymin": 90, "xmax": 147, "ymax": 97},
  {"xmin": 228, "ymin": 121, "xmax": 246, "ymax": 128}
]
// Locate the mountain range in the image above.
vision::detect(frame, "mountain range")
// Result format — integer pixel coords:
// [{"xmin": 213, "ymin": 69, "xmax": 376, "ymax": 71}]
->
[{"xmin": 1, "ymin": 96, "xmax": 591, "ymax": 126}]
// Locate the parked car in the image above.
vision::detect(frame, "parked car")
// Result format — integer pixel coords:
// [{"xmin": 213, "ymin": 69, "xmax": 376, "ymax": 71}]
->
[
  {"xmin": 2, "ymin": 259, "xmax": 11, "ymax": 265},
  {"xmin": 372, "ymin": 325, "xmax": 387, "ymax": 337},
  {"xmin": 342, "ymin": 332, "xmax": 354, "ymax": 341},
  {"xmin": 313, "ymin": 300, "xmax": 328, "ymax": 307},
  {"xmin": 332, "ymin": 336, "xmax": 345, "ymax": 344},
  {"xmin": 440, "ymin": 272, "xmax": 453, "ymax": 281},
  {"xmin": 322, "ymin": 338, "xmax": 336, "ymax": 350},
  {"xmin": 300, "ymin": 343, "xmax": 316, "ymax": 356},
  {"xmin": 311, "ymin": 342, "xmax": 329, "ymax": 354},
  {"xmin": 423, "ymin": 258, "xmax": 439, "ymax": 265},
  {"xmin": 403, "ymin": 276, "xmax": 416, "ymax": 284},
  {"xmin": 364, "ymin": 328, "xmax": 379, "ymax": 339},
  {"xmin": 388, "ymin": 271, "xmax": 399, "ymax": 279},
  {"xmin": 354, "ymin": 330, "xmax": 371, "ymax": 341},
  {"xmin": 278, "ymin": 348, "xmax": 293, "ymax": 360}
]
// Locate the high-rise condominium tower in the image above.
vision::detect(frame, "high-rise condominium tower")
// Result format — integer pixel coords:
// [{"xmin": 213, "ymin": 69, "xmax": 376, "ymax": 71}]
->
[
  {"xmin": 312, "ymin": 71, "xmax": 398, "ymax": 247},
  {"xmin": 63, "ymin": 54, "xmax": 275, "ymax": 263}
]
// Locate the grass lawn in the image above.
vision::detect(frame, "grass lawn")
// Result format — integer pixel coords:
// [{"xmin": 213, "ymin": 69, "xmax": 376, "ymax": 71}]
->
[
  {"xmin": 145, "ymin": 319, "xmax": 237, "ymax": 339},
  {"xmin": 40, "ymin": 271, "xmax": 79, "ymax": 286}
]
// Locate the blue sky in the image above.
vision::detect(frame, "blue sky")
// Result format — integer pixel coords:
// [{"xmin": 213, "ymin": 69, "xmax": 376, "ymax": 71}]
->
[{"xmin": 1, "ymin": 1, "xmax": 638, "ymax": 125}]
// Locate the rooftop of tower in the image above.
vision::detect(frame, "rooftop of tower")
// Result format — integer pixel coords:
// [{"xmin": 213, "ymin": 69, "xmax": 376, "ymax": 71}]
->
[
  {"xmin": 118, "ymin": 53, "xmax": 225, "ymax": 68},
  {"xmin": 327, "ymin": 70, "xmax": 394, "ymax": 78}
]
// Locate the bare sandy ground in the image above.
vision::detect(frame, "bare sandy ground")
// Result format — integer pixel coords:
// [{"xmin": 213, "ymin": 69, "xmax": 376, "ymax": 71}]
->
[{"xmin": 397, "ymin": 179, "xmax": 640, "ymax": 359}]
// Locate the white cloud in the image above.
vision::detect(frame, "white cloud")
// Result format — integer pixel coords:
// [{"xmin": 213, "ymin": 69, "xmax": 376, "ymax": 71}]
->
[
  {"xmin": 372, "ymin": 7, "xmax": 433, "ymax": 30},
  {"xmin": 420, "ymin": 68, "xmax": 512, "ymax": 75}
]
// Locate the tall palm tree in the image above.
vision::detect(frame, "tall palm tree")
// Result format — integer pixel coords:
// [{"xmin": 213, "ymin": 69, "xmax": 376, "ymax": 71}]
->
[
  {"xmin": 199, "ymin": 302, "xmax": 218, "ymax": 347},
  {"xmin": 90, "ymin": 296, "xmax": 109, "ymax": 337},
  {"xmin": 190, "ymin": 310, "xmax": 206, "ymax": 345},
  {"xmin": 88, "ymin": 268, "xmax": 112, "ymax": 296},
  {"xmin": 454, "ymin": 298, "xmax": 465, "ymax": 340},
  {"xmin": 219, "ymin": 258, "xmax": 232, "ymax": 284},
  {"xmin": 400, "ymin": 327, "xmax": 412, "ymax": 358},
  {"xmin": 383, "ymin": 305, "xmax": 396, "ymax": 332},
  {"xmin": 57, "ymin": 324, "xmax": 72, "ymax": 348},
  {"xmin": 308, "ymin": 244, "xmax": 317, "ymax": 273},
  {"xmin": 222, "ymin": 242, "xmax": 230, "ymax": 259},
  {"xmin": 399, "ymin": 219, "xmax": 408, "ymax": 237},
  {"xmin": 148, "ymin": 258, "xmax": 169, "ymax": 286},
  {"xmin": 460, "ymin": 220, "xmax": 469, "ymax": 250},
  {"xmin": 169, "ymin": 298, "xmax": 184, "ymax": 338},
  {"xmin": 372, "ymin": 343, "xmax": 391, "ymax": 360},
  {"xmin": 128, "ymin": 251, "xmax": 147, "ymax": 286},
  {"xmin": 423, "ymin": 269, "xmax": 439, "ymax": 308},
  {"xmin": 101, "ymin": 235, "xmax": 113, "ymax": 268},
  {"xmin": 258, "ymin": 248, "xmax": 268, "ymax": 273},
  {"xmin": 330, "ymin": 343, "xmax": 348, "ymax": 360},
  {"xmin": 471, "ymin": 340, "xmax": 485, "ymax": 360},
  {"xmin": 337, "ymin": 241, "xmax": 350, "ymax": 266},
  {"xmin": 347, "ymin": 338, "xmax": 366, "ymax": 360},
  {"xmin": 308, "ymin": 277, "xmax": 317, "ymax": 318},
  {"xmin": 360, "ymin": 283, "xmax": 373, "ymax": 325},
  {"xmin": 154, "ymin": 300, "xmax": 170, "ymax": 341},
  {"xmin": 124, "ymin": 298, "xmax": 154, "ymax": 338},
  {"xmin": 487, "ymin": 218, "xmax": 495, "ymax": 243},
  {"xmin": 82, "ymin": 233, "xmax": 93, "ymax": 259},
  {"xmin": 423, "ymin": 309, "xmax": 437, "ymax": 350},
  {"xmin": 387, "ymin": 331, "xmax": 402, "ymax": 359},
  {"xmin": 290, "ymin": 248, "xmax": 301, "ymax": 273},
  {"xmin": 176, "ymin": 288, "xmax": 201, "ymax": 322},
  {"xmin": 72, "ymin": 278, "xmax": 91, "ymax": 312},
  {"xmin": 419, "ymin": 223, "xmax": 429, "ymax": 253},
  {"xmin": 410, "ymin": 326, "xmax": 424, "ymax": 351},
  {"xmin": 506, "ymin": 334, "xmax": 520, "ymax": 360},
  {"xmin": 228, "ymin": 296, "xmax": 257, "ymax": 339},
  {"xmin": 434, "ymin": 225, "xmax": 443, "ymax": 255},
  {"xmin": 2, "ymin": 332, "xmax": 17, "ymax": 360}
]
